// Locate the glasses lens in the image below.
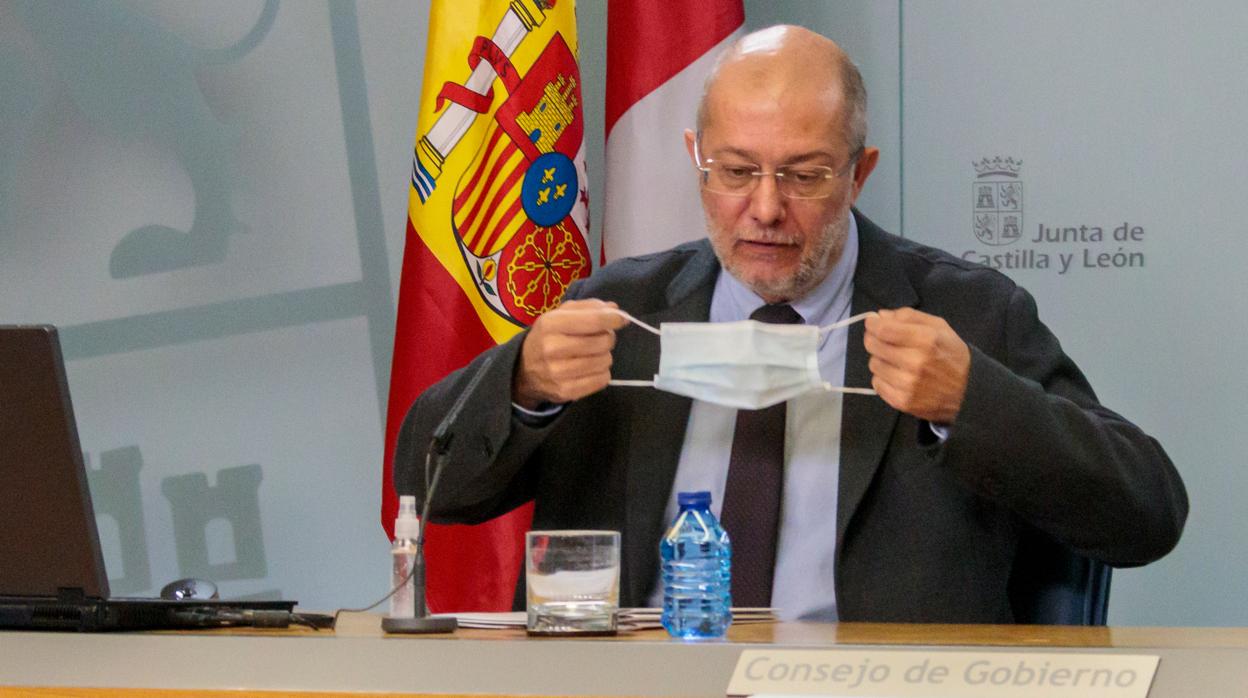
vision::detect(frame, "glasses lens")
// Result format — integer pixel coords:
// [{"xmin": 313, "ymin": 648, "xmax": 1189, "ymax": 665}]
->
[
  {"xmin": 705, "ymin": 163, "xmax": 756, "ymax": 194},
  {"xmin": 777, "ymin": 167, "xmax": 836, "ymax": 198},
  {"xmin": 699, "ymin": 161, "xmax": 843, "ymax": 199}
]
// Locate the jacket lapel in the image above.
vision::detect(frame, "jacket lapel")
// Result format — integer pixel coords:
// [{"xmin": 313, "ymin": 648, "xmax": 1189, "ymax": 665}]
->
[
  {"xmin": 837, "ymin": 213, "xmax": 918, "ymax": 543},
  {"xmin": 620, "ymin": 242, "xmax": 719, "ymax": 604}
]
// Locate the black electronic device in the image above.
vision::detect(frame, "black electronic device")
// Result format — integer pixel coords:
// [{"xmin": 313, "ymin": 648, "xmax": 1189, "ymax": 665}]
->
[{"xmin": 0, "ymin": 325, "xmax": 305, "ymax": 631}]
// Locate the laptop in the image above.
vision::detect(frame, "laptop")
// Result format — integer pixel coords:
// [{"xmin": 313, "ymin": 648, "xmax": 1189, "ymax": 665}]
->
[{"xmin": 0, "ymin": 325, "xmax": 305, "ymax": 631}]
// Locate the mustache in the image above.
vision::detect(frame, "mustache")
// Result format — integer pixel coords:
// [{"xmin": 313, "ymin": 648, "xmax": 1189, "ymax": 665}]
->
[{"xmin": 735, "ymin": 228, "xmax": 799, "ymax": 245}]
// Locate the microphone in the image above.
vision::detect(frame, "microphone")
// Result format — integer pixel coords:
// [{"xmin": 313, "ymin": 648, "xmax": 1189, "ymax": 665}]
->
[{"xmin": 383, "ymin": 353, "xmax": 496, "ymax": 634}]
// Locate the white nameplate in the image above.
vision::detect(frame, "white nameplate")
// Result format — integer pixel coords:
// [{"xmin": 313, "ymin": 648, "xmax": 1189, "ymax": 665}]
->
[{"xmin": 727, "ymin": 649, "xmax": 1159, "ymax": 697}]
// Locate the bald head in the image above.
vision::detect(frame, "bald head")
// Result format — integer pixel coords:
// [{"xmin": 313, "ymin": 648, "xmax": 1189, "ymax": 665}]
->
[{"xmin": 697, "ymin": 25, "xmax": 867, "ymax": 155}]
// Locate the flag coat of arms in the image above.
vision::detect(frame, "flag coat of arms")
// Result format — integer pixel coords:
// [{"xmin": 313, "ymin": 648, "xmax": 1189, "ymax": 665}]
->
[{"xmin": 384, "ymin": 0, "xmax": 591, "ymax": 611}]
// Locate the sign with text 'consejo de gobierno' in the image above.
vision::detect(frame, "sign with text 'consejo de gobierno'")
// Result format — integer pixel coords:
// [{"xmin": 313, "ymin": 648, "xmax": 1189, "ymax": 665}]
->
[{"xmin": 727, "ymin": 650, "xmax": 1158, "ymax": 697}]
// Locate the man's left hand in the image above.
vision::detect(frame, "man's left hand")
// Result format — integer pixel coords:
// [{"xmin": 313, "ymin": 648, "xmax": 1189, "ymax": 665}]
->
[{"xmin": 863, "ymin": 308, "xmax": 971, "ymax": 424}]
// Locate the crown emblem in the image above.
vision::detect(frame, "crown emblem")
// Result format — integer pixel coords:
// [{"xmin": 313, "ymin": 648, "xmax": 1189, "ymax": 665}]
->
[{"xmin": 973, "ymin": 156, "xmax": 1022, "ymax": 178}]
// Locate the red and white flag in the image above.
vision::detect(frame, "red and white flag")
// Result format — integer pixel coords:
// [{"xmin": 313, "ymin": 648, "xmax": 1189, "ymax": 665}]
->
[{"xmin": 602, "ymin": 0, "xmax": 745, "ymax": 261}]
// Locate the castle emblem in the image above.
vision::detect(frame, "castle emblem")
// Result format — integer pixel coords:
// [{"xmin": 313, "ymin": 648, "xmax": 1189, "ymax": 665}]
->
[{"xmin": 972, "ymin": 157, "xmax": 1023, "ymax": 246}]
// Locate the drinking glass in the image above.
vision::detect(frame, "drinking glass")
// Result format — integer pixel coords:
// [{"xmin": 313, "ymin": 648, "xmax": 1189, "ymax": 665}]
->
[{"xmin": 525, "ymin": 530, "xmax": 620, "ymax": 635}]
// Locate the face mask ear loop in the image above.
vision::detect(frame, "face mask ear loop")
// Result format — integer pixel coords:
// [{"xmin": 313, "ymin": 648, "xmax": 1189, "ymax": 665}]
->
[
  {"xmin": 608, "ymin": 308, "xmax": 661, "ymax": 335},
  {"xmin": 817, "ymin": 311, "xmax": 878, "ymax": 337},
  {"xmin": 813, "ymin": 311, "xmax": 880, "ymax": 395},
  {"xmin": 607, "ymin": 308, "xmax": 660, "ymax": 387},
  {"xmin": 828, "ymin": 386, "xmax": 879, "ymax": 396}
]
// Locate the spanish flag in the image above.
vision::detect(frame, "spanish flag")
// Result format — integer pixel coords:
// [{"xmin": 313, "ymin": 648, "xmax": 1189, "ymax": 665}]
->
[{"xmin": 383, "ymin": 0, "xmax": 591, "ymax": 611}]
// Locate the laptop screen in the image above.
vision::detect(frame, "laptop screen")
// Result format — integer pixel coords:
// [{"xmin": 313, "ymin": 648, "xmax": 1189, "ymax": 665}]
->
[{"xmin": 0, "ymin": 325, "xmax": 110, "ymax": 600}]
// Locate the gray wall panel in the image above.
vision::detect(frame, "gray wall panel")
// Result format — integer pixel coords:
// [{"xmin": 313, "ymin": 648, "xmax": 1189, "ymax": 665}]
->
[{"xmin": 902, "ymin": 0, "xmax": 1245, "ymax": 625}]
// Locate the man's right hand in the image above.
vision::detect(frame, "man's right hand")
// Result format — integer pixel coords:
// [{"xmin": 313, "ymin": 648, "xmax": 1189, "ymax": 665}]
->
[{"xmin": 513, "ymin": 299, "xmax": 630, "ymax": 410}]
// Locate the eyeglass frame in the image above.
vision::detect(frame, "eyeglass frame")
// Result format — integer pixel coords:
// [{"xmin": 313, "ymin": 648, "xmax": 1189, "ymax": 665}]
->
[{"xmin": 692, "ymin": 137, "xmax": 864, "ymax": 200}]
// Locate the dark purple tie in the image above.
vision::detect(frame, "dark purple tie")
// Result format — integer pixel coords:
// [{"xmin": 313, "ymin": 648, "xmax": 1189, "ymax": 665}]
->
[{"xmin": 720, "ymin": 303, "xmax": 803, "ymax": 607}]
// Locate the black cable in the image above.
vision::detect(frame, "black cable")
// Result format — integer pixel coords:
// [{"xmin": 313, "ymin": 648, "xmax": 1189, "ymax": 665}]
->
[
  {"xmin": 332, "ymin": 446, "xmax": 435, "ymax": 628},
  {"xmin": 334, "ymin": 355, "xmax": 495, "ymax": 630},
  {"xmin": 168, "ymin": 608, "xmax": 333, "ymax": 630}
]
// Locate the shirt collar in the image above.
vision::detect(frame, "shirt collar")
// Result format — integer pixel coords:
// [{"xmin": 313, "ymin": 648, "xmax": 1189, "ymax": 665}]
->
[{"xmin": 711, "ymin": 211, "xmax": 859, "ymax": 327}]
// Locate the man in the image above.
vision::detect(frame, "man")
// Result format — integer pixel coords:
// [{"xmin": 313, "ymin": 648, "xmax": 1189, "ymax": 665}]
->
[{"xmin": 394, "ymin": 25, "xmax": 1187, "ymax": 623}]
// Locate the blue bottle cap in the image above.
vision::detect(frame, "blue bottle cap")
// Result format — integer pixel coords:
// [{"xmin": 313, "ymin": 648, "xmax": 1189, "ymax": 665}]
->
[{"xmin": 677, "ymin": 491, "xmax": 712, "ymax": 508}]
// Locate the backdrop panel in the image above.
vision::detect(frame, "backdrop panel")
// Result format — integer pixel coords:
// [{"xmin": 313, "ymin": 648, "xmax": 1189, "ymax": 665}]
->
[{"xmin": 901, "ymin": 0, "xmax": 1246, "ymax": 626}]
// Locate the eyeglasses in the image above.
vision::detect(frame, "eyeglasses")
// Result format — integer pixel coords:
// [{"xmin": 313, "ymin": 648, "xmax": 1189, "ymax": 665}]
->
[{"xmin": 693, "ymin": 140, "xmax": 860, "ymax": 200}]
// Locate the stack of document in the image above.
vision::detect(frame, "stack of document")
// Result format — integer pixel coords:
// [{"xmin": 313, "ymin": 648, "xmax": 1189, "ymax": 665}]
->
[
  {"xmin": 619, "ymin": 607, "xmax": 776, "ymax": 630},
  {"xmin": 441, "ymin": 608, "xmax": 777, "ymax": 630},
  {"xmin": 435, "ymin": 611, "xmax": 527, "ymax": 629}
]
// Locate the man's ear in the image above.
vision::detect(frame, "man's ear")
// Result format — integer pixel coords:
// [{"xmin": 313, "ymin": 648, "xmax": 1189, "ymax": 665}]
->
[
  {"xmin": 684, "ymin": 129, "xmax": 698, "ymax": 165},
  {"xmin": 850, "ymin": 146, "xmax": 880, "ymax": 202}
]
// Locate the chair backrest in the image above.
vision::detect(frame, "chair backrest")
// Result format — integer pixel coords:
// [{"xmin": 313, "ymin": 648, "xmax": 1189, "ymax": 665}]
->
[{"xmin": 1008, "ymin": 530, "xmax": 1111, "ymax": 626}]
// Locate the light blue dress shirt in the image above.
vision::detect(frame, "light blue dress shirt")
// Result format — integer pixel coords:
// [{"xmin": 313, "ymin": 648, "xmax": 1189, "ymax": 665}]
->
[{"xmin": 645, "ymin": 213, "xmax": 862, "ymax": 621}]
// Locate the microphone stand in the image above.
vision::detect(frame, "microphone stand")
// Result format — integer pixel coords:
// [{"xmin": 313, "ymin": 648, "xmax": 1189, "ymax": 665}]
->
[
  {"xmin": 380, "ymin": 445, "xmax": 457, "ymax": 633},
  {"xmin": 382, "ymin": 354, "xmax": 495, "ymax": 634}
]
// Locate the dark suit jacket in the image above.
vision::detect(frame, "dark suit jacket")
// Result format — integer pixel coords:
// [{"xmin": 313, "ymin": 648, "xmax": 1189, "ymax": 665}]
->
[{"xmin": 394, "ymin": 212, "xmax": 1187, "ymax": 623}]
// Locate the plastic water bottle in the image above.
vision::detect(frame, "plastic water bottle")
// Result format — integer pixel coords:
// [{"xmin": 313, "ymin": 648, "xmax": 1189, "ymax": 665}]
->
[
  {"xmin": 389, "ymin": 495, "xmax": 419, "ymax": 619},
  {"xmin": 660, "ymin": 490, "xmax": 732, "ymax": 638}
]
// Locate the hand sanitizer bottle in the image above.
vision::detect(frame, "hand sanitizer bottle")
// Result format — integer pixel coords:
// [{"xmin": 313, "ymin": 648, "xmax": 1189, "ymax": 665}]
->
[{"xmin": 389, "ymin": 495, "xmax": 419, "ymax": 618}]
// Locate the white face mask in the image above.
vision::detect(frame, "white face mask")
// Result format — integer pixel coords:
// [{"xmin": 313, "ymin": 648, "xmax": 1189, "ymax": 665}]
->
[{"xmin": 608, "ymin": 310, "xmax": 877, "ymax": 410}]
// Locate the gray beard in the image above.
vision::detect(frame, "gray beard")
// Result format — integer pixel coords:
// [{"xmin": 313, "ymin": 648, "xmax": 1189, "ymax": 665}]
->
[{"xmin": 708, "ymin": 214, "xmax": 849, "ymax": 303}]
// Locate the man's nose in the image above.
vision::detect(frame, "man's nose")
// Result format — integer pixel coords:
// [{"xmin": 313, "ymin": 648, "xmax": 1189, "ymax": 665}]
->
[{"xmin": 747, "ymin": 174, "xmax": 786, "ymax": 225}]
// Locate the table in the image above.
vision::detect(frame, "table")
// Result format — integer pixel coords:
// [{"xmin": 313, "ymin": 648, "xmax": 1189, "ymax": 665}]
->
[{"xmin": 3, "ymin": 616, "xmax": 1248, "ymax": 696}]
